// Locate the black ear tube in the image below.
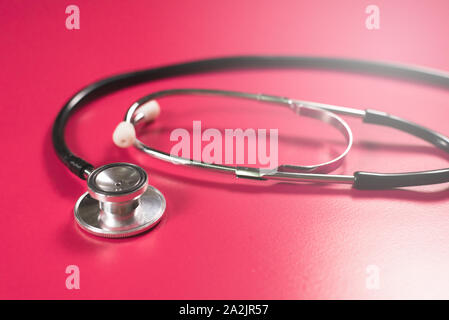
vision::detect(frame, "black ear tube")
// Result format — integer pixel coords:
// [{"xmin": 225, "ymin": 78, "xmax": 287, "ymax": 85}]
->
[
  {"xmin": 353, "ymin": 109, "xmax": 449, "ymax": 189},
  {"xmin": 354, "ymin": 169, "xmax": 449, "ymax": 190},
  {"xmin": 363, "ymin": 109, "xmax": 449, "ymax": 153}
]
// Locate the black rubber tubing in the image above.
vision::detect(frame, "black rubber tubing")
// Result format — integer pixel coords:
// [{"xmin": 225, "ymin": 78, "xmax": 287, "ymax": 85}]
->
[
  {"xmin": 353, "ymin": 109, "xmax": 449, "ymax": 189},
  {"xmin": 52, "ymin": 55, "xmax": 449, "ymax": 188}
]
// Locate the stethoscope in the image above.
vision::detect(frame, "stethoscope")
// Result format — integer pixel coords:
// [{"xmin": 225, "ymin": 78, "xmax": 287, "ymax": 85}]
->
[{"xmin": 52, "ymin": 56, "xmax": 449, "ymax": 238}]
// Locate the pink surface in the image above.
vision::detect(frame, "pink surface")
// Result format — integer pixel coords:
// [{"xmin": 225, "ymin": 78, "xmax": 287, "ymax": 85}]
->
[{"xmin": 1, "ymin": 0, "xmax": 449, "ymax": 299}]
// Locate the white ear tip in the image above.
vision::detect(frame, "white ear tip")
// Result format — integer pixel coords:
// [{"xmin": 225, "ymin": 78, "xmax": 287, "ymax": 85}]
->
[
  {"xmin": 137, "ymin": 100, "xmax": 160, "ymax": 122},
  {"xmin": 113, "ymin": 121, "xmax": 136, "ymax": 148}
]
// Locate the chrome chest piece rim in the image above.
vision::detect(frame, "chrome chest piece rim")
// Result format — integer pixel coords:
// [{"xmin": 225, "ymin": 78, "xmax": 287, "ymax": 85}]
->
[{"xmin": 74, "ymin": 163, "xmax": 166, "ymax": 238}]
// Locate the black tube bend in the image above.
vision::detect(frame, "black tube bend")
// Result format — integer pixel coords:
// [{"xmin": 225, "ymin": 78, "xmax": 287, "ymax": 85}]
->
[{"xmin": 52, "ymin": 55, "xmax": 449, "ymax": 188}]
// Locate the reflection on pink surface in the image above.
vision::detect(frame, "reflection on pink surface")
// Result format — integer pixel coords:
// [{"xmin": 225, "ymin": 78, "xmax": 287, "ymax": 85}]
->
[{"xmin": 1, "ymin": 0, "xmax": 449, "ymax": 299}]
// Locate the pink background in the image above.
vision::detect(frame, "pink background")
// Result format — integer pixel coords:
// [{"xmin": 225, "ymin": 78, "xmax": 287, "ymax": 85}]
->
[{"xmin": 1, "ymin": 0, "xmax": 449, "ymax": 299}]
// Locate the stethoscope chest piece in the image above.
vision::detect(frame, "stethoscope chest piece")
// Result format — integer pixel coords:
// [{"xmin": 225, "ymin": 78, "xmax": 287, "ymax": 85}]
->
[{"xmin": 74, "ymin": 163, "xmax": 166, "ymax": 238}]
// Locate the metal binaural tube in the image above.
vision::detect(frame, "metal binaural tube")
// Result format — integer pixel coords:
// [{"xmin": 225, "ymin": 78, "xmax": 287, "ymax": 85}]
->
[
  {"xmin": 124, "ymin": 89, "xmax": 355, "ymax": 182},
  {"xmin": 290, "ymin": 99, "xmax": 366, "ymax": 118},
  {"xmin": 263, "ymin": 172, "xmax": 355, "ymax": 183}
]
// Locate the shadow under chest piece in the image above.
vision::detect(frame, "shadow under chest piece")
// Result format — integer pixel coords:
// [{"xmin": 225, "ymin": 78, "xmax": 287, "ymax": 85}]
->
[{"xmin": 74, "ymin": 163, "xmax": 166, "ymax": 238}]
